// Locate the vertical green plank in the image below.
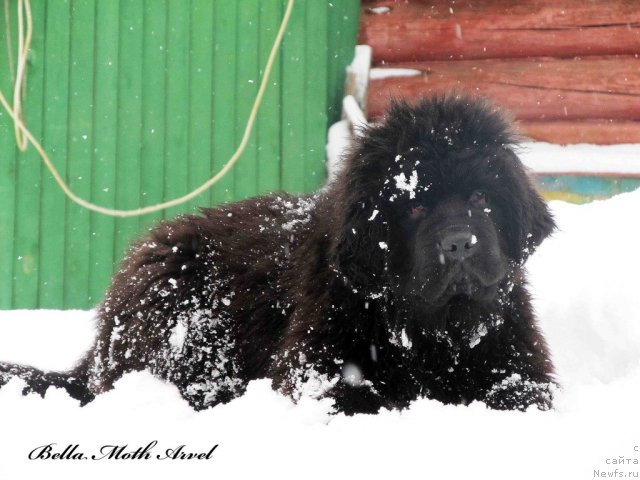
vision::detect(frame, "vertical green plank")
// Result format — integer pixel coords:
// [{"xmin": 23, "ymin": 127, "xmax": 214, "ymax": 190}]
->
[
  {"xmin": 89, "ymin": 0, "xmax": 119, "ymax": 305},
  {"xmin": 0, "ymin": 0, "xmax": 363, "ymax": 309},
  {"xmin": 212, "ymin": 0, "xmax": 237, "ymax": 205},
  {"xmin": 235, "ymin": 0, "xmax": 260, "ymax": 200},
  {"xmin": 188, "ymin": 0, "xmax": 214, "ymax": 208},
  {"xmin": 113, "ymin": 0, "xmax": 143, "ymax": 263},
  {"xmin": 326, "ymin": 0, "xmax": 344, "ymax": 125},
  {"xmin": 163, "ymin": 0, "xmax": 190, "ymax": 219},
  {"xmin": 256, "ymin": 0, "xmax": 282, "ymax": 195},
  {"xmin": 280, "ymin": 0, "xmax": 306, "ymax": 193},
  {"xmin": 64, "ymin": 0, "xmax": 95, "ymax": 307},
  {"xmin": 140, "ymin": 0, "xmax": 168, "ymax": 228},
  {"xmin": 0, "ymin": 3, "xmax": 18, "ymax": 308},
  {"xmin": 39, "ymin": 0, "xmax": 71, "ymax": 309},
  {"xmin": 327, "ymin": 0, "xmax": 359, "ymax": 124},
  {"xmin": 305, "ymin": 0, "xmax": 328, "ymax": 191},
  {"xmin": 12, "ymin": 0, "xmax": 44, "ymax": 308}
]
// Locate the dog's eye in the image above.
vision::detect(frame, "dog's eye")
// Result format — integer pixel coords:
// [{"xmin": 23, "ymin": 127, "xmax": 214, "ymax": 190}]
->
[
  {"xmin": 469, "ymin": 190, "xmax": 488, "ymax": 208},
  {"xmin": 408, "ymin": 201, "xmax": 426, "ymax": 219}
]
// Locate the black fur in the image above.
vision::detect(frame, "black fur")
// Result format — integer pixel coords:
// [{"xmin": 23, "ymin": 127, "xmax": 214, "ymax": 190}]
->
[{"xmin": 0, "ymin": 96, "xmax": 556, "ymax": 414}]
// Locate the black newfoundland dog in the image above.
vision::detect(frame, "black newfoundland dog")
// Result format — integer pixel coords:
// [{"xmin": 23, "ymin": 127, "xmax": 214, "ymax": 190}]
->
[{"xmin": 0, "ymin": 96, "xmax": 556, "ymax": 414}]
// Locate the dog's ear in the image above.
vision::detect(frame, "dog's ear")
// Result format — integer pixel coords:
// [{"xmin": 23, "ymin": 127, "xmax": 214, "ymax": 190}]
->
[
  {"xmin": 501, "ymin": 150, "xmax": 556, "ymax": 262},
  {"xmin": 329, "ymin": 148, "xmax": 392, "ymax": 294},
  {"xmin": 522, "ymin": 183, "xmax": 556, "ymax": 257}
]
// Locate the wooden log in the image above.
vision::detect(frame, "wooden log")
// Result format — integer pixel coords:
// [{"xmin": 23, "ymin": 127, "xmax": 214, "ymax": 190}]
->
[
  {"xmin": 518, "ymin": 120, "xmax": 640, "ymax": 145},
  {"xmin": 367, "ymin": 56, "xmax": 640, "ymax": 120},
  {"xmin": 360, "ymin": 0, "xmax": 640, "ymax": 63}
]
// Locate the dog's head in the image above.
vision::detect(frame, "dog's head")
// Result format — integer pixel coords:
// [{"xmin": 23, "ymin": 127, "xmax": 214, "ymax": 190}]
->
[{"xmin": 331, "ymin": 96, "xmax": 555, "ymax": 308}]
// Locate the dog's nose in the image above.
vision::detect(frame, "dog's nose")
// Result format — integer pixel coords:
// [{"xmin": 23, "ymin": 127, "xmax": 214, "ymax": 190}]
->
[{"xmin": 440, "ymin": 230, "xmax": 477, "ymax": 261}]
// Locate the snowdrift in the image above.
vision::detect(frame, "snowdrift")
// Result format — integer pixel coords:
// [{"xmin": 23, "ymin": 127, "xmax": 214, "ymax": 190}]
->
[{"xmin": 1, "ymin": 185, "xmax": 639, "ymax": 480}]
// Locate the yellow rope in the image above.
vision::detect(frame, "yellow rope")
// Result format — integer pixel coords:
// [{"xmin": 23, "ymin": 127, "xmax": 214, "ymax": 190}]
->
[
  {"xmin": 5, "ymin": 0, "xmax": 31, "ymax": 150},
  {"xmin": 13, "ymin": 0, "xmax": 31, "ymax": 150},
  {"xmin": 0, "ymin": 0, "xmax": 294, "ymax": 217}
]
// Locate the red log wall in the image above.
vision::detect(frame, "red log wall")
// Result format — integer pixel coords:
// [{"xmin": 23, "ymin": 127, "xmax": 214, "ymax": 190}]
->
[{"xmin": 361, "ymin": 0, "xmax": 640, "ymax": 144}]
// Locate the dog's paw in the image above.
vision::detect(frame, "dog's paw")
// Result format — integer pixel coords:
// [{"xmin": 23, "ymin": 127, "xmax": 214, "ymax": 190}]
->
[{"xmin": 484, "ymin": 373, "xmax": 556, "ymax": 411}]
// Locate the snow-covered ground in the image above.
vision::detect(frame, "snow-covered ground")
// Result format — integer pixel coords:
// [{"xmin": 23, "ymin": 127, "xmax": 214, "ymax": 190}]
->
[{"xmin": 1, "ymin": 151, "xmax": 640, "ymax": 480}]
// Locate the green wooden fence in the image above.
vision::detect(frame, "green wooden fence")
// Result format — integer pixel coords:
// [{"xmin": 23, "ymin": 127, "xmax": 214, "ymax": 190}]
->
[{"xmin": 0, "ymin": 0, "xmax": 360, "ymax": 309}]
